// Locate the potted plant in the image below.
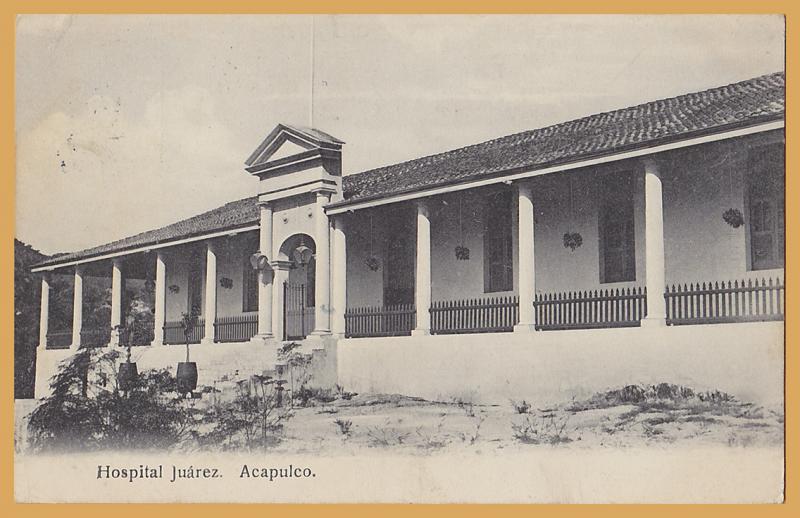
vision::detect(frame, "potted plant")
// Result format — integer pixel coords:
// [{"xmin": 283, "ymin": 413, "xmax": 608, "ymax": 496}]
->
[
  {"xmin": 116, "ymin": 316, "xmax": 138, "ymax": 392},
  {"xmin": 176, "ymin": 304, "xmax": 200, "ymax": 395},
  {"xmin": 723, "ymin": 208, "xmax": 745, "ymax": 228},
  {"xmin": 563, "ymin": 231, "xmax": 583, "ymax": 251}
]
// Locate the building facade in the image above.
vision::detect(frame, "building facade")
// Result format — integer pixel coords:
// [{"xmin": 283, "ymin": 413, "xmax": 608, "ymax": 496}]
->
[{"xmin": 31, "ymin": 73, "xmax": 786, "ymax": 404}]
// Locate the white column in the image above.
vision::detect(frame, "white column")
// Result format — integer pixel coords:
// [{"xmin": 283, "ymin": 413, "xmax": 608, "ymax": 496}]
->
[
  {"xmin": 70, "ymin": 266, "xmax": 84, "ymax": 349},
  {"xmin": 151, "ymin": 251, "xmax": 166, "ymax": 346},
  {"xmin": 202, "ymin": 240, "xmax": 218, "ymax": 344},
  {"xmin": 257, "ymin": 201, "xmax": 274, "ymax": 339},
  {"xmin": 311, "ymin": 190, "xmax": 331, "ymax": 335},
  {"xmin": 515, "ymin": 183, "xmax": 537, "ymax": 332},
  {"xmin": 271, "ymin": 263, "xmax": 291, "ymax": 342},
  {"xmin": 642, "ymin": 158, "xmax": 667, "ymax": 326},
  {"xmin": 331, "ymin": 215, "xmax": 347, "ymax": 338},
  {"xmin": 412, "ymin": 200, "xmax": 432, "ymax": 336},
  {"xmin": 38, "ymin": 274, "xmax": 50, "ymax": 350},
  {"xmin": 109, "ymin": 258, "xmax": 123, "ymax": 347}
]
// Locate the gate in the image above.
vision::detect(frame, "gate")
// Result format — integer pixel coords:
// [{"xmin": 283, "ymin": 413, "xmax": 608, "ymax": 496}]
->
[{"xmin": 284, "ymin": 282, "xmax": 315, "ymax": 340}]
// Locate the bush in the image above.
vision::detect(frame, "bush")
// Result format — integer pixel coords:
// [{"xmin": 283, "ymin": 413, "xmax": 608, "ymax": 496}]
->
[
  {"xmin": 27, "ymin": 349, "xmax": 194, "ymax": 452},
  {"xmin": 511, "ymin": 399, "xmax": 531, "ymax": 414},
  {"xmin": 568, "ymin": 383, "xmax": 734, "ymax": 411},
  {"xmin": 512, "ymin": 413, "xmax": 572, "ymax": 445},
  {"xmin": 198, "ymin": 374, "xmax": 292, "ymax": 451},
  {"xmin": 334, "ymin": 418, "xmax": 353, "ymax": 437}
]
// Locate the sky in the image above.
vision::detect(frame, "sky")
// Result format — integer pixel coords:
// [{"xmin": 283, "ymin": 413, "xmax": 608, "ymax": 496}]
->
[{"xmin": 15, "ymin": 14, "xmax": 785, "ymax": 255}]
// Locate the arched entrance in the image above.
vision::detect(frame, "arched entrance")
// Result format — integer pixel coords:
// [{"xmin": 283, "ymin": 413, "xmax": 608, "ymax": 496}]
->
[{"xmin": 279, "ymin": 234, "xmax": 316, "ymax": 340}]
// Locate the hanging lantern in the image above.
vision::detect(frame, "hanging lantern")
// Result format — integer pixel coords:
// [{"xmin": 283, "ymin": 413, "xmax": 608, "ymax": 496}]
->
[
  {"xmin": 292, "ymin": 237, "xmax": 314, "ymax": 267},
  {"xmin": 250, "ymin": 251, "xmax": 270, "ymax": 270}
]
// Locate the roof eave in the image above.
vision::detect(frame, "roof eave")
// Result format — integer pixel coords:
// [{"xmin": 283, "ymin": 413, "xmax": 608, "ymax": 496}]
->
[{"xmin": 330, "ymin": 115, "xmax": 784, "ymax": 213}]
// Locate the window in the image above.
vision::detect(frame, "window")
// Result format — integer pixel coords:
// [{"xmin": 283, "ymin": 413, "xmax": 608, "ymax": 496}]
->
[
  {"xmin": 242, "ymin": 244, "xmax": 259, "ymax": 312},
  {"xmin": 599, "ymin": 171, "xmax": 636, "ymax": 283},
  {"xmin": 484, "ymin": 190, "xmax": 513, "ymax": 292},
  {"xmin": 187, "ymin": 260, "xmax": 203, "ymax": 316},
  {"xmin": 383, "ymin": 212, "xmax": 415, "ymax": 306},
  {"xmin": 748, "ymin": 144, "xmax": 785, "ymax": 270}
]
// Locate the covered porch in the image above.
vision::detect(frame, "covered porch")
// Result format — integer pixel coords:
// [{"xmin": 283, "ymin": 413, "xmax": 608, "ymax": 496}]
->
[
  {"xmin": 336, "ymin": 133, "xmax": 785, "ymax": 337},
  {"xmin": 35, "ymin": 131, "xmax": 785, "ymax": 350}
]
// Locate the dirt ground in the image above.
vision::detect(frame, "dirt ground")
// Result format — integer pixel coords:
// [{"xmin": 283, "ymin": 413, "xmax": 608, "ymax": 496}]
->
[{"xmin": 268, "ymin": 385, "xmax": 784, "ymax": 455}]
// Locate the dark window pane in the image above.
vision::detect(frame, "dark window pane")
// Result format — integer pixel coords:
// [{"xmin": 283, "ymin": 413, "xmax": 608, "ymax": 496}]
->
[
  {"xmin": 599, "ymin": 172, "xmax": 635, "ymax": 283},
  {"xmin": 748, "ymin": 143, "xmax": 784, "ymax": 270},
  {"xmin": 484, "ymin": 190, "xmax": 513, "ymax": 293}
]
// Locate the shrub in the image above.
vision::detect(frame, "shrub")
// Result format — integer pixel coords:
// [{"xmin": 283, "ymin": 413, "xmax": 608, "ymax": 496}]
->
[
  {"xmin": 334, "ymin": 418, "xmax": 353, "ymax": 437},
  {"xmin": 512, "ymin": 413, "xmax": 572, "ymax": 445},
  {"xmin": 199, "ymin": 374, "xmax": 292, "ymax": 451},
  {"xmin": 295, "ymin": 386, "xmax": 337, "ymax": 407},
  {"xmin": 512, "ymin": 399, "xmax": 531, "ymax": 414},
  {"xmin": 27, "ymin": 349, "xmax": 194, "ymax": 452},
  {"xmin": 277, "ymin": 342, "xmax": 312, "ymax": 408},
  {"xmin": 568, "ymin": 383, "xmax": 735, "ymax": 411}
]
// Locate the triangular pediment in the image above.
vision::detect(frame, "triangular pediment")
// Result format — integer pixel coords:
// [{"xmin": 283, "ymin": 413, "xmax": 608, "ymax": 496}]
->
[
  {"xmin": 245, "ymin": 123, "xmax": 344, "ymax": 169},
  {"xmin": 269, "ymin": 139, "xmax": 312, "ymax": 162}
]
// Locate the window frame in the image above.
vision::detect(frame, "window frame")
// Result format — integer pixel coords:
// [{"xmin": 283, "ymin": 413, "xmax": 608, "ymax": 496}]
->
[
  {"xmin": 187, "ymin": 257, "xmax": 204, "ymax": 316},
  {"xmin": 597, "ymin": 170, "xmax": 636, "ymax": 284},
  {"xmin": 746, "ymin": 143, "xmax": 785, "ymax": 271},
  {"xmin": 483, "ymin": 189, "xmax": 514, "ymax": 293},
  {"xmin": 242, "ymin": 243, "xmax": 259, "ymax": 313}
]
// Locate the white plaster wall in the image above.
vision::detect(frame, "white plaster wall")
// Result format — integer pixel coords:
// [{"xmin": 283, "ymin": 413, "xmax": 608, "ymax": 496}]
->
[
  {"xmin": 338, "ymin": 322, "xmax": 784, "ymax": 407},
  {"xmin": 213, "ymin": 232, "xmax": 259, "ymax": 318},
  {"xmin": 429, "ymin": 188, "xmax": 519, "ymax": 300},
  {"xmin": 526, "ymin": 166, "xmax": 646, "ymax": 293},
  {"xmin": 271, "ymin": 193, "xmax": 318, "ymax": 259},
  {"xmin": 661, "ymin": 139, "xmax": 784, "ymax": 285},
  {"xmin": 346, "ymin": 213, "xmax": 385, "ymax": 307},
  {"xmin": 163, "ymin": 248, "xmax": 200, "ymax": 322}
]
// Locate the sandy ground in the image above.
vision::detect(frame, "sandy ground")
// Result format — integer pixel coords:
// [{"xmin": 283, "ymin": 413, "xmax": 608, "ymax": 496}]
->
[{"xmin": 265, "ymin": 388, "xmax": 784, "ymax": 456}]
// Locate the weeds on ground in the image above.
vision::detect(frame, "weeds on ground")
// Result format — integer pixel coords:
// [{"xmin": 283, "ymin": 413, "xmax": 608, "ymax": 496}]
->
[
  {"xmin": 460, "ymin": 412, "xmax": 487, "ymax": 445},
  {"xmin": 366, "ymin": 419, "xmax": 410, "ymax": 447},
  {"xmin": 416, "ymin": 415, "xmax": 449, "ymax": 450},
  {"xmin": 511, "ymin": 399, "xmax": 531, "ymax": 414},
  {"xmin": 453, "ymin": 397, "xmax": 475, "ymax": 417},
  {"xmin": 512, "ymin": 412, "xmax": 573, "ymax": 445},
  {"xmin": 335, "ymin": 384, "xmax": 358, "ymax": 401},
  {"xmin": 334, "ymin": 418, "xmax": 353, "ymax": 438}
]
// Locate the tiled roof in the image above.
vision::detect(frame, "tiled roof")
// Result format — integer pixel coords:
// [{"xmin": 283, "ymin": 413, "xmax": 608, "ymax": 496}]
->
[
  {"xmin": 34, "ymin": 72, "xmax": 784, "ymax": 269},
  {"xmin": 336, "ymin": 71, "xmax": 785, "ymax": 205},
  {"xmin": 35, "ymin": 196, "xmax": 260, "ymax": 267}
]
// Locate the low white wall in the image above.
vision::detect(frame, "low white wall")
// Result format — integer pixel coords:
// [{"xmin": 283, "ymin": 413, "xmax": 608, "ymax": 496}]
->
[
  {"xmin": 34, "ymin": 341, "xmax": 278, "ymax": 399},
  {"xmin": 36, "ymin": 322, "xmax": 784, "ymax": 407},
  {"xmin": 337, "ymin": 322, "xmax": 784, "ymax": 407}
]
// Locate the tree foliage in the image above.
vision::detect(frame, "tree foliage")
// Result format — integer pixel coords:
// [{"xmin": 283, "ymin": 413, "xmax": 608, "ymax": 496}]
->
[
  {"xmin": 27, "ymin": 349, "xmax": 195, "ymax": 452},
  {"xmin": 14, "ymin": 240, "xmax": 48, "ymax": 398}
]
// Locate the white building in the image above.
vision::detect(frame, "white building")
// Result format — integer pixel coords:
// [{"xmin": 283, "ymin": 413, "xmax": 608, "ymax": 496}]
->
[{"xmin": 31, "ymin": 72, "xmax": 785, "ymax": 404}]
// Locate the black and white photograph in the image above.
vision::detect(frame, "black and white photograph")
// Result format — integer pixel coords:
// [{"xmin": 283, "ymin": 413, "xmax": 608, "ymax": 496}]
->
[{"xmin": 13, "ymin": 14, "xmax": 785, "ymax": 503}]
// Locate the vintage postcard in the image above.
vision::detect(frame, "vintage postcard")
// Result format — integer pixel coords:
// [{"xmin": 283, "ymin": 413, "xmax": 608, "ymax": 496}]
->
[{"xmin": 12, "ymin": 13, "xmax": 786, "ymax": 503}]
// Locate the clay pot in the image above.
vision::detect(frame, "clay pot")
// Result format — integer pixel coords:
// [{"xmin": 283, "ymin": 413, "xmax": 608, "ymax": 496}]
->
[
  {"xmin": 176, "ymin": 362, "xmax": 198, "ymax": 394},
  {"xmin": 118, "ymin": 362, "xmax": 138, "ymax": 392}
]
